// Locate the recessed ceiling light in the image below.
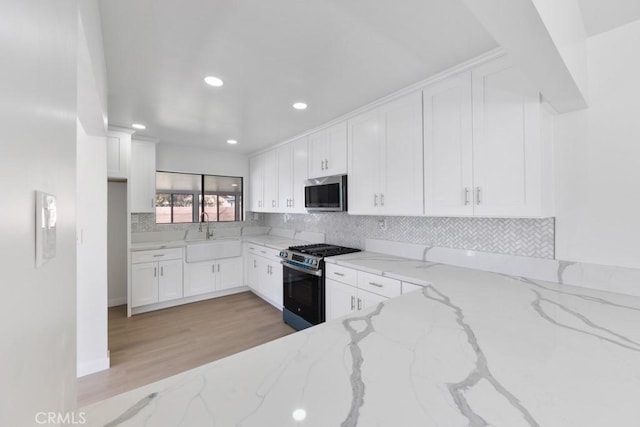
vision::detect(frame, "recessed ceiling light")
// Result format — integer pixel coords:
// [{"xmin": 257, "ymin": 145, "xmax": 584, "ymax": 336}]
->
[
  {"xmin": 293, "ymin": 102, "xmax": 307, "ymax": 110},
  {"xmin": 292, "ymin": 409, "xmax": 307, "ymax": 421},
  {"xmin": 131, "ymin": 123, "xmax": 146, "ymax": 130},
  {"xmin": 204, "ymin": 76, "xmax": 224, "ymax": 87},
  {"xmin": 227, "ymin": 139, "xmax": 237, "ymax": 144}
]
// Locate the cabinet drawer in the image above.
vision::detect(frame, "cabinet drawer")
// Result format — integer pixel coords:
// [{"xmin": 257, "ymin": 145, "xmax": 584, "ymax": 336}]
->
[
  {"xmin": 357, "ymin": 271, "xmax": 401, "ymax": 298},
  {"xmin": 325, "ymin": 263, "xmax": 357, "ymax": 286},
  {"xmin": 131, "ymin": 248, "xmax": 183, "ymax": 264},
  {"xmin": 247, "ymin": 244, "xmax": 280, "ymax": 260}
]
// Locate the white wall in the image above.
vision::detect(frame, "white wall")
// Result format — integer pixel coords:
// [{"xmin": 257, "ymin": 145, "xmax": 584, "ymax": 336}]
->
[
  {"xmin": 76, "ymin": 121, "xmax": 109, "ymax": 377},
  {"xmin": 554, "ymin": 19, "xmax": 640, "ymax": 269},
  {"xmin": 0, "ymin": 1, "xmax": 78, "ymax": 425},
  {"xmin": 156, "ymin": 144, "xmax": 249, "ymax": 179},
  {"xmin": 108, "ymin": 181, "xmax": 128, "ymax": 306}
]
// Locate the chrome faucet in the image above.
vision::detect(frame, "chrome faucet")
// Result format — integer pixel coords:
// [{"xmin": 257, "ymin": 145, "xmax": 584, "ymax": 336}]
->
[{"xmin": 200, "ymin": 212, "xmax": 214, "ymax": 240}]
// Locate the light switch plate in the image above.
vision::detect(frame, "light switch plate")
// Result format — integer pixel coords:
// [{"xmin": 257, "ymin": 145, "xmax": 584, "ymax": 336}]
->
[{"xmin": 35, "ymin": 191, "xmax": 57, "ymax": 268}]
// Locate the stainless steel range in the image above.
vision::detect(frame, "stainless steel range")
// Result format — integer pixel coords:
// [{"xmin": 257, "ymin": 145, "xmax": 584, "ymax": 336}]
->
[{"xmin": 279, "ymin": 244, "xmax": 360, "ymax": 330}]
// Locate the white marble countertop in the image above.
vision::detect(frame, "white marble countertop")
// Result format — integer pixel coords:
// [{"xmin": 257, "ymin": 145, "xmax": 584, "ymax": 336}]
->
[
  {"xmin": 130, "ymin": 234, "xmax": 310, "ymax": 252},
  {"xmin": 82, "ymin": 250, "xmax": 640, "ymax": 426}
]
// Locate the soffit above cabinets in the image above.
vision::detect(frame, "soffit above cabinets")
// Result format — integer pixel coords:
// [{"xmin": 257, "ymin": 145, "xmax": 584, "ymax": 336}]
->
[
  {"xmin": 98, "ymin": 0, "xmax": 497, "ymax": 153},
  {"xmin": 578, "ymin": 0, "xmax": 640, "ymax": 36}
]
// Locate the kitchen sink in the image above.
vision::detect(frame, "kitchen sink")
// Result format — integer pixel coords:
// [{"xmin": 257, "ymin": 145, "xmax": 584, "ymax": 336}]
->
[{"xmin": 185, "ymin": 239, "xmax": 242, "ymax": 263}]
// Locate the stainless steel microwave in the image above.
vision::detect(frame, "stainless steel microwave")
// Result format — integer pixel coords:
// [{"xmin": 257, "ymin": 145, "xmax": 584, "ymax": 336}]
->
[{"xmin": 304, "ymin": 175, "xmax": 347, "ymax": 212}]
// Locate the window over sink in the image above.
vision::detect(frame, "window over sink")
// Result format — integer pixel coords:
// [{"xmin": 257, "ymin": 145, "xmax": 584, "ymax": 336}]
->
[{"xmin": 155, "ymin": 171, "xmax": 243, "ymax": 224}]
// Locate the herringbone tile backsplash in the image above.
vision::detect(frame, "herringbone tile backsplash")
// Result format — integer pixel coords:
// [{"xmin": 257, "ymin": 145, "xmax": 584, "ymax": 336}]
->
[{"xmin": 263, "ymin": 213, "xmax": 555, "ymax": 259}]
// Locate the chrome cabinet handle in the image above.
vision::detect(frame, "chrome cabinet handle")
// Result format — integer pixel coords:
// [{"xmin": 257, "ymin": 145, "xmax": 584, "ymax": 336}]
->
[
  {"xmin": 374, "ymin": 194, "xmax": 378, "ymax": 207},
  {"xmin": 217, "ymin": 264, "xmax": 220, "ymax": 273},
  {"xmin": 368, "ymin": 282, "xmax": 383, "ymax": 288},
  {"xmin": 357, "ymin": 298, "xmax": 362, "ymax": 310},
  {"xmin": 152, "ymin": 254, "xmax": 164, "ymax": 257},
  {"xmin": 464, "ymin": 187, "xmax": 470, "ymax": 205},
  {"xmin": 325, "ymin": 158, "xmax": 329, "ymax": 169},
  {"xmin": 333, "ymin": 272, "xmax": 344, "ymax": 277},
  {"xmin": 380, "ymin": 194, "xmax": 385, "ymax": 206},
  {"xmin": 476, "ymin": 187, "xmax": 481, "ymax": 205},
  {"xmin": 160, "ymin": 266, "xmax": 163, "ymax": 276},
  {"xmin": 260, "ymin": 250, "xmax": 267, "ymax": 254},
  {"xmin": 153, "ymin": 267, "xmax": 157, "ymax": 277},
  {"xmin": 151, "ymin": 198, "xmax": 154, "ymax": 209},
  {"xmin": 320, "ymin": 160, "xmax": 324, "ymax": 171},
  {"xmin": 272, "ymin": 200, "xmax": 276, "ymax": 208},
  {"xmin": 253, "ymin": 259, "xmax": 256, "ymax": 268},
  {"xmin": 350, "ymin": 296, "xmax": 355, "ymax": 310},
  {"xmin": 212, "ymin": 264, "xmax": 215, "ymax": 273}
]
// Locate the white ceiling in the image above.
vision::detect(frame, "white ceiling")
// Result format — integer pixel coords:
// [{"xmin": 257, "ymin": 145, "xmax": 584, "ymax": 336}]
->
[
  {"xmin": 99, "ymin": 0, "xmax": 496, "ymax": 153},
  {"xmin": 578, "ymin": 0, "xmax": 640, "ymax": 36}
]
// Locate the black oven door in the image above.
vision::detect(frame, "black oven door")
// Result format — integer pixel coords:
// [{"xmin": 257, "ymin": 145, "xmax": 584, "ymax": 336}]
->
[{"xmin": 282, "ymin": 262, "xmax": 324, "ymax": 325}]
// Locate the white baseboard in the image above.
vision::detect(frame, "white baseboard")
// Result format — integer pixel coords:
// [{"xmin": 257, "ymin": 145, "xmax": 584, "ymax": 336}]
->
[
  {"xmin": 108, "ymin": 297, "xmax": 127, "ymax": 307},
  {"xmin": 77, "ymin": 354, "xmax": 110, "ymax": 378}
]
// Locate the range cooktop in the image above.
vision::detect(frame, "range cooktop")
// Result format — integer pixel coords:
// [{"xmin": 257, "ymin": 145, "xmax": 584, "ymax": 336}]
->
[{"xmin": 287, "ymin": 243, "xmax": 361, "ymax": 258}]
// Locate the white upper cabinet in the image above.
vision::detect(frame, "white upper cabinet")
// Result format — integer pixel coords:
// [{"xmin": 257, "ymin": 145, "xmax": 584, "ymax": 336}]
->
[
  {"xmin": 249, "ymin": 154, "xmax": 264, "ymax": 211},
  {"xmin": 249, "ymin": 150, "xmax": 277, "ymax": 213},
  {"xmin": 471, "ymin": 58, "xmax": 545, "ymax": 217},
  {"xmin": 348, "ymin": 91, "xmax": 423, "ymax": 215},
  {"xmin": 423, "ymin": 71, "xmax": 474, "ymax": 216},
  {"xmin": 277, "ymin": 137, "xmax": 308, "ymax": 213},
  {"xmin": 106, "ymin": 127, "xmax": 133, "ymax": 180},
  {"xmin": 347, "ymin": 109, "xmax": 380, "ymax": 215},
  {"xmin": 130, "ymin": 139, "xmax": 157, "ymax": 213},
  {"xmin": 262, "ymin": 150, "xmax": 278, "ymax": 212},
  {"xmin": 378, "ymin": 91, "xmax": 424, "ymax": 215},
  {"xmin": 308, "ymin": 121, "xmax": 347, "ymax": 179},
  {"xmin": 422, "ymin": 59, "xmax": 552, "ymax": 218}
]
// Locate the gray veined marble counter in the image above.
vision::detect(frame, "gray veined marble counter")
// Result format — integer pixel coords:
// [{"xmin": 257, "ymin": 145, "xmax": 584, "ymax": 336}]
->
[{"xmin": 82, "ymin": 261, "xmax": 640, "ymax": 426}]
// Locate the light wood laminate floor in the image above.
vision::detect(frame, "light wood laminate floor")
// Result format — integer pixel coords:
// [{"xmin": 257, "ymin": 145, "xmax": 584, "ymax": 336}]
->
[{"xmin": 77, "ymin": 291, "xmax": 295, "ymax": 407}]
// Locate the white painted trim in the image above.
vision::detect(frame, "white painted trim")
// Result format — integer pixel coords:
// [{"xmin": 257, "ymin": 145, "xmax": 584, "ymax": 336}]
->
[
  {"xmin": 108, "ymin": 297, "xmax": 127, "ymax": 307},
  {"xmin": 77, "ymin": 355, "xmax": 110, "ymax": 378},
  {"xmin": 132, "ymin": 135, "xmax": 159, "ymax": 143},
  {"xmin": 107, "ymin": 125, "xmax": 136, "ymax": 135},
  {"xmin": 249, "ymin": 47, "xmax": 507, "ymax": 157}
]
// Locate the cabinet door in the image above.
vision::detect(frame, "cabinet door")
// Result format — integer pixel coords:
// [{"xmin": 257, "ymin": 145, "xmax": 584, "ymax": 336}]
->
[
  {"xmin": 347, "ymin": 109, "xmax": 381, "ymax": 215},
  {"xmin": 291, "ymin": 136, "xmax": 308, "ymax": 213},
  {"xmin": 216, "ymin": 257, "xmax": 244, "ymax": 291},
  {"xmin": 325, "ymin": 121, "xmax": 347, "ymax": 176},
  {"xmin": 249, "ymin": 155, "xmax": 264, "ymax": 212},
  {"xmin": 131, "ymin": 262, "xmax": 158, "ymax": 307},
  {"xmin": 130, "ymin": 140, "xmax": 156, "ymax": 213},
  {"xmin": 308, "ymin": 129, "xmax": 326, "ymax": 179},
  {"xmin": 246, "ymin": 254, "xmax": 259, "ymax": 291},
  {"xmin": 379, "ymin": 91, "xmax": 424, "ymax": 215},
  {"xmin": 106, "ymin": 130, "xmax": 131, "ymax": 180},
  {"xmin": 326, "ymin": 278, "xmax": 356, "ymax": 321},
  {"xmin": 262, "ymin": 150, "xmax": 278, "ymax": 212},
  {"xmin": 357, "ymin": 288, "xmax": 388, "ymax": 311},
  {"xmin": 472, "ymin": 59, "xmax": 541, "ymax": 216},
  {"xmin": 276, "ymin": 143, "xmax": 293, "ymax": 212},
  {"xmin": 268, "ymin": 260, "xmax": 283, "ymax": 308},
  {"xmin": 158, "ymin": 258, "xmax": 183, "ymax": 302},
  {"xmin": 184, "ymin": 261, "xmax": 216, "ymax": 297},
  {"xmin": 423, "ymin": 72, "xmax": 474, "ymax": 216}
]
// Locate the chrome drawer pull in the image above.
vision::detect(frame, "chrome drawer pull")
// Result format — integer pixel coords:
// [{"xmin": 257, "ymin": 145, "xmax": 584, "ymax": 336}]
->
[
  {"xmin": 369, "ymin": 282, "xmax": 384, "ymax": 288},
  {"xmin": 333, "ymin": 272, "xmax": 345, "ymax": 277},
  {"xmin": 350, "ymin": 296, "xmax": 355, "ymax": 310}
]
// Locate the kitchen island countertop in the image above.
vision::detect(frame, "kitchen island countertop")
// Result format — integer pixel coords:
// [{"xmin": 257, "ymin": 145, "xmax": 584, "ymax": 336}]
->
[{"xmin": 82, "ymin": 251, "xmax": 640, "ymax": 426}]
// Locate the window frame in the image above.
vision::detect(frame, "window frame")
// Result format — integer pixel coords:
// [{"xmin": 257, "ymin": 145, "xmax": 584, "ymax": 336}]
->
[{"xmin": 155, "ymin": 171, "xmax": 244, "ymax": 224}]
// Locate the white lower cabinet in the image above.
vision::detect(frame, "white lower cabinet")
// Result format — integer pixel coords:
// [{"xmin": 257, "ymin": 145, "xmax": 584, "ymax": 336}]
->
[
  {"xmin": 325, "ymin": 264, "xmax": 400, "ymax": 321},
  {"xmin": 184, "ymin": 256, "xmax": 244, "ymax": 297},
  {"xmin": 131, "ymin": 248, "xmax": 184, "ymax": 308},
  {"xmin": 245, "ymin": 244, "xmax": 283, "ymax": 309}
]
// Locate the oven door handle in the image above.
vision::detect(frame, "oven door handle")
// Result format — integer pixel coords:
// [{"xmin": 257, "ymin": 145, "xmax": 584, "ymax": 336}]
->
[{"xmin": 281, "ymin": 261, "xmax": 323, "ymax": 277}]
